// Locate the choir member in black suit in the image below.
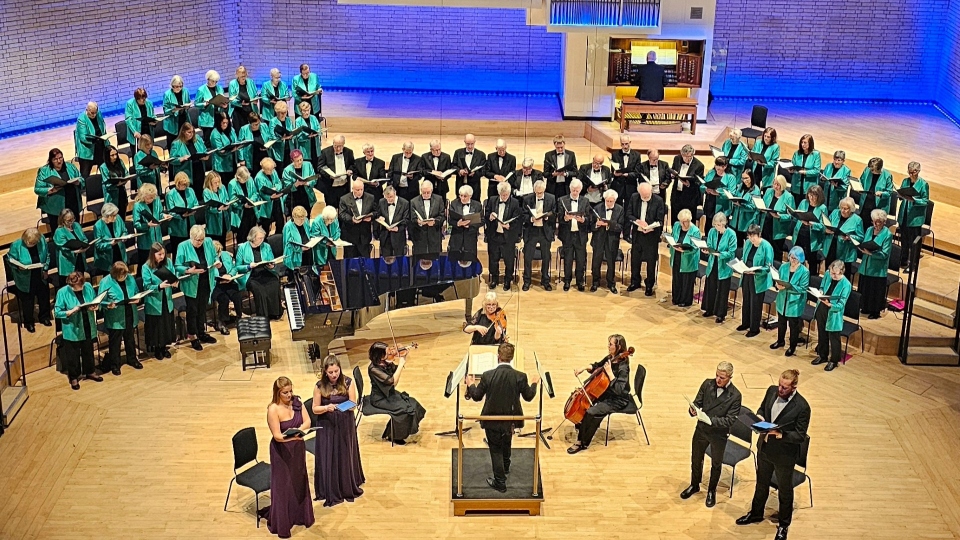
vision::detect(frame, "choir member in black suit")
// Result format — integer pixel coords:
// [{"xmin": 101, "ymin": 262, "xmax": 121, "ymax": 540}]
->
[
  {"xmin": 352, "ymin": 143, "xmax": 387, "ymax": 201},
  {"xmin": 590, "ymin": 190, "xmax": 623, "ymax": 293},
  {"xmin": 665, "ymin": 144, "xmax": 705, "ymax": 225},
  {"xmin": 520, "ymin": 180, "xmax": 556, "ymax": 291},
  {"xmin": 376, "ymin": 185, "xmax": 409, "ymax": 258},
  {"xmin": 483, "ymin": 139, "xmax": 517, "ymax": 199},
  {"xmin": 318, "ymin": 135, "xmax": 355, "ymax": 207},
  {"xmin": 578, "ymin": 154, "xmax": 612, "ymax": 205},
  {"xmin": 610, "ymin": 134, "xmax": 642, "ymax": 206},
  {"xmin": 464, "ymin": 342, "xmax": 539, "ymax": 493},
  {"xmin": 421, "ymin": 139, "xmax": 453, "ymax": 200},
  {"xmin": 626, "ymin": 182, "xmax": 666, "ymax": 295},
  {"xmin": 681, "ymin": 361, "xmax": 743, "ymax": 508},
  {"xmin": 638, "ymin": 148, "xmax": 671, "ymax": 199},
  {"xmin": 567, "ymin": 334, "xmax": 632, "ymax": 454},
  {"xmin": 543, "ymin": 135, "xmax": 578, "ymax": 198},
  {"xmin": 453, "ymin": 134, "xmax": 486, "ymax": 201},
  {"xmin": 511, "ymin": 157, "xmax": 542, "ymax": 199},
  {"xmin": 483, "ymin": 182, "xmax": 522, "ymax": 291},
  {"xmin": 737, "ymin": 369, "xmax": 811, "ymax": 540},
  {"xmin": 388, "ymin": 142, "xmax": 424, "ymax": 202},
  {"xmin": 337, "ymin": 180, "xmax": 376, "ymax": 258},
  {"xmin": 409, "ymin": 180, "xmax": 446, "ymax": 256},
  {"xmin": 447, "ymin": 185, "xmax": 483, "ymax": 263},
  {"xmin": 557, "ymin": 179, "xmax": 592, "ymax": 291}
]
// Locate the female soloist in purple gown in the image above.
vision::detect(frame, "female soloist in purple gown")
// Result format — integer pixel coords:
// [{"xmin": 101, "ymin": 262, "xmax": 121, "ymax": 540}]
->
[
  {"xmin": 267, "ymin": 377, "xmax": 315, "ymax": 538},
  {"xmin": 312, "ymin": 355, "xmax": 365, "ymax": 507}
]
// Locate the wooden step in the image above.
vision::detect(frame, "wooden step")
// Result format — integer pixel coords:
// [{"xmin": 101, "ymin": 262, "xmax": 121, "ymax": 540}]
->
[
  {"xmin": 915, "ymin": 285, "xmax": 958, "ymax": 311},
  {"xmin": 1, "ymin": 385, "xmax": 29, "ymax": 426},
  {"xmin": 904, "ymin": 346, "xmax": 960, "ymax": 366},
  {"xmin": 911, "ymin": 298, "xmax": 957, "ymax": 328}
]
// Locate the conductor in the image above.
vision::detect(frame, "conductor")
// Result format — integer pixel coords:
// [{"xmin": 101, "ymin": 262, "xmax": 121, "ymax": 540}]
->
[
  {"xmin": 464, "ymin": 343, "xmax": 539, "ymax": 493},
  {"xmin": 634, "ymin": 51, "xmax": 668, "ymax": 102}
]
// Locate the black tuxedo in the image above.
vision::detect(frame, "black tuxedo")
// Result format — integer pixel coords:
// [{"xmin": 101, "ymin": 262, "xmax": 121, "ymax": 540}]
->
[
  {"xmin": 483, "ymin": 152, "xmax": 517, "ymax": 199},
  {"xmin": 337, "ymin": 192, "xmax": 376, "ymax": 258},
  {"xmin": 317, "ymin": 146, "xmax": 355, "ymax": 205},
  {"xmin": 421, "ymin": 151, "xmax": 453, "ymax": 199},
  {"xmin": 748, "ymin": 387, "xmax": 812, "ymax": 528},
  {"xmin": 590, "ymin": 202, "xmax": 624, "ymax": 288},
  {"xmin": 626, "ymin": 192, "xmax": 666, "ymax": 289},
  {"xmin": 666, "ymin": 155, "xmax": 706, "ymax": 224},
  {"xmin": 376, "ymin": 197, "xmax": 410, "ymax": 257},
  {"xmin": 689, "ymin": 379, "xmax": 743, "ymax": 492},
  {"xmin": 388, "ymin": 153, "xmax": 424, "ymax": 202},
  {"xmin": 447, "ymin": 199, "xmax": 483, "ymax": 261},
  {"xmin": 465, "ymin": 363, "xmax": 538, "ymax": 488},
  {"xmin": 521, "ymin": 192, "xmax": 556, "ymax": 285},
  {"xmin": 557, "ymin": 195, "xmax": 592, "ymax": 286},
  {"xmin": 452, "ymin": 148, "xmax": 487, "ymax": 201},
  {"xmin": 578, "ymin": 164, "xmax": 613, "ymax": 198},
  {"xmin": 511, "ymin": 169, "xmax": 544, "ymax": 199},
  {"xmin": 543, "ymin": 150, "xmax": 578, "ymax": 198},
  {"xmin": 610, "ymin": 149, "xmax": 642, "ymax": 204},
  {"xmin": 352, "ymin": 156, "xmax": 387, "ymax": 200},
  {"xmin": 483, "ymin": 195, "xmax": 522, "ymax": 285},
  {"xmin": 638, "ymin": 159, "xmax": 671, "ymax": 198},
  {"xmin": 634, "ymin": 61, "xmax": 668, "ymax": 102},
  {"xmin": 409, "ymin": 194, "xmax": 446, "ymax": 255}
]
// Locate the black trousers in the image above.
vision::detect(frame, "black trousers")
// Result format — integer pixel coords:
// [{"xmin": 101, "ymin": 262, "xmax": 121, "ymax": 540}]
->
[
  {"xmin": 213, "ymin": 283, "xmax": 244, "ymax": 322},
  {"xmin": 591, "ymin": 238, "xmax": 618, "ymax": 287},
  {"xmin": 741, "ymin": 277, "xmax": 763, "ymax": 332},
  {"xmin": 259, "ymin": 203, "xmax": 285, "ymax": 236},
  {"xmin": 691, "ymin": 427, "xmax": 728, "ymax": 491},
  {"xmin": 106, "ymin": 327, "xmax": 137, "ymax": 370},
  {"xmin": 562, "ymin": 236, "xmax": 587, "ymax": 286},
  {"xmin": 777, "ymin": 315, "xmax": 802, "ymax": 348},
  {"xmin": 815, "ymin": 306, "xmax": 842, "ymax": 363},
  {"xmin": 552, "ymin": 181, "xmax": 570, "ymax": 199},
  {"xmin": 629, "ymin": 246, "xmax": 658, "ymax": 289},
  {"xmin": 577, "ymin": 399, "xmax": 620, "ymax": 447},
  {"xmin": 484, "ymin": 426, "xmax": 513, "ymax": 488},
  {"xmin": 750, "ymin": 452, "xmax": 797, "ymax": 527},
  {"xmin": 523, "ymin": 230, "xmax": 552, "ymax": 285},
  {"xmin": 487, "ymin": 237, "xmax": 516, "ymax": 284},
  {"xmin": 771, "ymin": 238, "xmax": 786, "ymax": 264},
  {"xmin": 671, "ymin": 256, "xmax": 695, "ymax": 306},
  {"xmin": 15, "ymin": 281, "xmax": 51, "ymax": 326},
  {"xmin": 184, "ymin": 280, "xmax": 210, "ymax": 337},
  {"xmin": 62, "ymin": 339, "xmax": 96, "ymax": 380},
  {"xmin": 702, "ymin": 268, "xmax": 731, "ymax": 319},
  {"xmin": 78, "ymin": 158, "xmax": 97, "ymax": 177},
  {"xmin": 669, "ymin": 197, "xmax": 698, "ymax": 226}
]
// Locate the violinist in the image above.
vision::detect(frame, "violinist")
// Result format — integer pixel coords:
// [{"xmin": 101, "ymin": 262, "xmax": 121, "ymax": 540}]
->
[
  {"xmin": 567, "ymin": 334, "xmax": 632, "ymax": 455},
  {"xmin": 463, "ymin": 292, "xmax": 507, "ymax": 345},
  {"xmin": 368, "ymin": 342, "xmax": 427, "ymax": 445}
]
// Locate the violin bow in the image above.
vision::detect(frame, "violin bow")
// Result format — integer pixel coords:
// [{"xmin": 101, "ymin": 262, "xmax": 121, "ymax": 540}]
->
[{"xmin": 385, "ymin": 292, "xmax": 403, "ymax": 359}]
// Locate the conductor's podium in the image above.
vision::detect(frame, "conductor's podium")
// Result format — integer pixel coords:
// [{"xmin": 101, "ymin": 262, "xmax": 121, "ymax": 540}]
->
[{"xmin": 451, "ymin": 448, "xmax": 543, "ymax": 516}]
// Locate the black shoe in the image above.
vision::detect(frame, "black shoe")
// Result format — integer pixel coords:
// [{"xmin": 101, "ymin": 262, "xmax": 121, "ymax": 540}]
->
[
  {"xmin": 775, "ymin": 526, "xmax": 789, "ymax": 540},
  {"xmin": 567, "ymin": 443, "xmax": 587, "ymax": 454},
  {"xmin": 770, "ymin": 341, "xmax": 784, "ymax": 350},
  {"xmin": 736, "ymin": 514, "xmax": 765, "ymax": 526},
  {"xmin": 503, "ymin": 282, "xmax": 511, "ymax": 291},
  {"xmin": 609, "ymin": 286, "xmax": 618, "ymax": 294},
  {"xmin": 25, "ymin": 324, "xmax": 36, "ymax": 333},
  {"xmin": 590, "ymin": 284, "xmax": 599, "ymax": 292},
  {"xmin": 627, "ymin": 284, "xmax": 641, "ymax": 292},
  {"xmin": 40, "ymin": 319, "xmax": 52, "ymax": 327},
  {"xmin": 715, "ymin": 317, "xmax": 725, "ymax": 324},
  {"xmin": 868, "ymin": 313, "xmax": 880, "ymax": 320},
  {"xmin": 645, "ymin": 288, "xmax": 654, "ymax": 296},
  {"xmin": 191, "ymin": 339, "xmax": 203, "ymax": 351},
  {"xmin": 522, "ymin": 283, "xmax": 531, "ymax": 291},
  {"xmin": 485, "ymin": 477, "xmax": 507, "ymax": 493},
  {"xmin": 490, "ymin": 280, "xmax": 499, "ymax": 289},
  {"xmin": 563, "ymin": 282, "xmax": 571, "ymax": 291},
  {"xmin": 705, "ymin": 491, "xmax": 716, "ymax": 507},
  {"xmin": 543, "ymin": 283, "xmax": 553, "ymax": 291},
  {"xmin": 811, "ymin": 357, "xmax": 827, "ymax": 365},
  {"xmin": 129, "ymin": 361, "xmax": 144, "ymax": 370},
  {"xmin": 200, "ymin": 333, "xmax": 217, "ymax": 344},
  {"xmin": 85, "ymin": 373, "xmax": 103, "ymax": 383},
  {"xmin": 702, "ymin": 312, "xmax": 714, "ymax": 318},
  {"xmin": 163, "ymin": 348, "xmax": 172, "ymax": 359},
  {"xmin": 219, "ymin": 324, "xmax": 231, "ymax": 336},
  {"xmin": 745, "ymin": 330, "xmax": 760, "ymax": 338},
  {"xmin": 70, "ymin": 379, "xmax": 80, "ymax": 391},
  {"xmin": 680, "ymin": 485, "xmax": 700, "ymax": 499},
  {"xmin": 111, "ymin": 367, "xmax": 122, "ymax": 376},
  {"xmin": 576, "ymin": 284, "xmax": 585, "ymax": 292},
  {"xmin": 825, "ymin": 361, "xmax": 838, "ymax": 371},
  {"xmin": 155, "ymin": 349, "xmax": 164, "ymax": 360},
  {"xmin": 736, "ymin": 324, "xmax": 749, "ymax": 331},
  {"xmin": 785, "ymin": 347, "xmax": 796, "ymax": 357}
]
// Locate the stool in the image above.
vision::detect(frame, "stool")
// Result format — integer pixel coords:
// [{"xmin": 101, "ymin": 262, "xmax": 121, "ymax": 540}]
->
[{"xmin": 238, "ymin": 316, "xmax": 272, "ymax": 370}]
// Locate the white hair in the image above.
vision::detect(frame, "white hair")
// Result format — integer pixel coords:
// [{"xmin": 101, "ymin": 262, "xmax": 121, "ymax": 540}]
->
[
  {"xmin": 677, "ymin": 209, "xmax": 693, "ymax": 221},
  {"xmin": 484, "ymin": 291, "xmax": 498, "ymax": 303},
  {"xmin": 362, "ymin": 143, "xmax": 374, "ymax": 152},
  {"xmin": 100, "ymin": 203, "xmax": 119, "ymax": 218},
  {"xmin": 458, "ymin": 185, "xmax": 473, "ymax": 197},
  {"xmin": 839, "ymin": 197, "xmax": 855, "ymax": 210},
  {"xmin": 333, "ymin": 135, "xmax": 345, "ymax": 145},
  {"xmin": 321, "ymin": 205, "xmax": 337, "ymax": 223},
  {"xmin": 569, "ymin": 179, "xmax": 583, "ymax": 190},
  {"xmin": 247, "ymin": 226, "xmax": 266, "ymax": 243},
  {"xmin": 269, "ymin": 68, "xmax": 280, "ymax": 77},
  {"xmin": 429, "ymin": 139, "xmax": 440, "ymax": 149},
  {"xmin": 190, "ymin": 224, "xmax": 206, "ymax": 241},
  {"xmin": 603, "ymin": 189, "xmax": 618, "ymax": 201},
  {"xmin": 638, "ymin": 182, "xmax": 652, "ymax": 194},
  {"xmin": 496, "ymin": 139, "xmax": 506, "ymax": 148},
  {"xmin": 205, "ymin": 70, "xmax": 220, "ymax": 82},
  {"xmin": 533, "ymin": 179, "xmax": 546, "ymax": 191},
  {"xmin": 730, "ymin": 128, "xmax": 742, "ymax": 139},
  {"xmin": 86, "ymin": 102, "xmax": 98, "ymax": 113},
  {"xmin": 402, "ymin": 141, "xmax": 414, "ymax": 151},
  {"xmin": 619, "ymin": 134, "xmax": 631, "ymax": 143},
  {"xmin": 170, "ymin": 75, "xmax": 184, "ymax": 87},
  {"xmin": 351, "ymin": 178, "xmax": 364, "ymax": 189},
  {"xmin": 420, "ymin": 180, "xmax": 434, "ymax": 192},
  {"xmin": 870, "ymin": 209, "xmax": 888, "ymax": 222},
  {"xmin": 712, "ymin": 211, "xmax": 728, "ymax": 227},
  {"xmin": 497, "ymin": 182, "xmax": 511, "ymax": 195},
  {"xmin": 522, "ymin": 157, "xmax": 534, "ymax": 167}
]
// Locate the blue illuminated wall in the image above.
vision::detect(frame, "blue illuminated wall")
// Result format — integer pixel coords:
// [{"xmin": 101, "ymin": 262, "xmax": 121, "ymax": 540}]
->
[{"xmin": 939, "ymin": 0, "xmax": 960, "ymax": 119}]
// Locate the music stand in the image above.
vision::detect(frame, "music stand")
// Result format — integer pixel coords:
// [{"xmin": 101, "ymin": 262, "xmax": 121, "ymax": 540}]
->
[
  {"xmin": 518, "ymin": 353, "xmax": 554, "ymax": 449},
  {"xmin": 437, "ymin": 352, "xmax": 472, "ymax": 437}
]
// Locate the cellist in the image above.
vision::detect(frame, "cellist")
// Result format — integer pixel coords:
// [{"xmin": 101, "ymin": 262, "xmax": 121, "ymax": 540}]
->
[
  {"xmin": 463, "ymin": 291, "xmax": 508, "ymax": 345},
  {"xmin": 567, "ymin": 334, "xmax": 632, "ymax": 454}
]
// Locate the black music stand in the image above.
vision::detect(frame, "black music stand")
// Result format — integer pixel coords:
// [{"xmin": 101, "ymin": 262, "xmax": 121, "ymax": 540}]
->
[
  {"xmin": 437, "ymin": 353, "xmax": 472, "ymax": 437},
  {"xmin": 518, "ymin": 354, "xmax": 554, "ymax": 449}
]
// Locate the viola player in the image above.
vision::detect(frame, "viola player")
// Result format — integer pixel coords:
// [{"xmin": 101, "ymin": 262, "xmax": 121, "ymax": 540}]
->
[{"xmin": 567, "ymin": 334, "xmax": 632, "ymax": 454}]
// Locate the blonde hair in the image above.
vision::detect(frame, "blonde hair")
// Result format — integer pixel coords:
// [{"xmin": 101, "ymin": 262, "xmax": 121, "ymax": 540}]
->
[
  {"xmin": 271, "ymin": 376, "xmax": 293, "ymax": 405},
  {"xmin": 260, "ymin": 157, "xmax": 276, "ymax": 172},
  {"xmin": 781, "ymin": 369, "xmax": 800, "ymax": 386},
  {"xmin": 677, "ymin": 209, "xmax": 693, "ymax": 222},
  {"xmin": 189, "ymin": 224, "xmax": 206, "ymax": 241},
  {"xmin": 22, "ymin": 227, "xmax": 41, "ymax": 245},
  {"xmin": 204, "ymin": 171, "xmax": 221, "ymax": 191},
  {"xmin": 136, "ymin": 183, "xmax": 158, "ymax": 202},
  {"xmin": 173, "ymin": 171, "xmax": 190, "ymax": 189},
  {"xmin": 292, "ymin": 206, "xmax": 308, "ymax": 219},
  {"xmin": 773, "ymin": 175, "xmax": 789, "ymax": 191},
  {"xmin": 274, "ymin": 101, "xmax": 288, "ymax": 115}
]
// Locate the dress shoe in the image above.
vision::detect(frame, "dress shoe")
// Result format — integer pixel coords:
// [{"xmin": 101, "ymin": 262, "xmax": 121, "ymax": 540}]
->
[
  {"xmin": 736, "ymin": 514, "xmax": 765, "ymax": 526},
  {"xmin": 576, "ymin": 284, "xmax": 585, "ymax": 292},
  {"xmin": 627, "ymin": 284, "xmax": 641, "ymax": 292},
  {"xmin": 679, "ymin": 485, "xmax": 700, "ymax": 499},
  {"xmin": 522, "ymin": 283, "xmax": 531, "ymax": 291},
  {"xmin": 702, "ymin": 312, "xmax": 714, "ymax": 318},
  {"xmin": 70, "ymin": 379, "xmax": 80, "ymax": 391},
  {"xmin": 715, "ymin": 317, "xmax": 725, "ymax": 324},
  {"xmin": 784, "ymin": 347, "xmax": 796, "ymax": 357},
  {"xmin": 129, "ymin": 360, "xmax": 144, "ymax": 370},
  {"xmin": 191, "ymin": 339, "xmax": 203, "ymax": 351},
  {"xmin": 200, "ymin": 333, "xmax": 217, "ymax": 344},
  {"xmin": 25, "ymin": 324, "xmax": 36, "ymax": 333},
  {"xmin": 590, "ymin": 284, "xmax": 599, "ymax": 292},
  {"xmin": 219, "ymin": 324, "xmax": 231, "ymax": 336},
  {"xmin": 745, "ymin": 330, "xmax": 760, "ymax": 338},
  {"xmin": 40, "ymin": 319, "xmax": 52, "ymax": 327},
  {"xmin": 543, "ymin": 283, "xmax": 553, "ymax": 291},
  {"xmin": 736, "ymin": 324, "xmax": 749, "ymax": 331},
  {"xmin": 111, "ymin": 366, "xmax": 122, "ymax": 376},
  {"xmin": 644, "ymin": 288, "xmax": 654, "ymax": 297},
  {"xmin": 489, "ymin": 280, "xmax": 499, "ymax": 289},
  {"xmin": 485, "ymin": 477, "xmax": 507, "ymax": 493},
  {"xmin": 868, "ymin": 313, "xmax": 880, "ymax": 320},
  {"xmin": 825, "ymin": 361, "xmax": 837, "ymax": 371},
  {"xmin": 563, "ymin": 282, "xmax": 571, "ymax": 291},
  {"xmin": 162, "ymin": 348, "xmax": 172, "ymax": 358},
  {"xmin": 503, "ymin": 282, "xmax": 511, "ymax": 291},
  {"xmin": 154, "ymin": 349, "xmax": 164, "ymax": 360},
  {"xmin": 609, "ymin": 286, "xmax": 618, "ymax": 294},
  {"xmin": 770, "ymin": 341, "xmax": 784, "ymax": 350},
  {"xmin": 811, "ymin": 356, "xmax": 827, "ymax": 365},
  {"xmin": 85, "ymin": 373, "xmax": 104, "ymax": 383},
  {"xmin": 775, "ymin": 525, "xmax": 789, "ymax": 540},
  {"xmin": 567, "ymin": 443, "xmax": 587, "ymax": 454},
  {"xmin": 705, "ymin": 491, "xmax": 716, "ymax": 507}
]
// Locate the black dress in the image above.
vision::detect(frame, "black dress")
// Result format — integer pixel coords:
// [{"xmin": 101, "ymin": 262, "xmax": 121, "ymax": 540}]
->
[
  {"xmin": 468, "ymin": 309, "xmax": 507, "ymax": 345},
  {"xmin": 145, "ymin": 263, "xmax": 177, "ymax": 350},
  {"xmin": 368, "ymin": 362, "xmax": 427, "ymax": 441},
  {"xmin": 248, "ymin": 244, "xmax": 283, "ymax": 319}
]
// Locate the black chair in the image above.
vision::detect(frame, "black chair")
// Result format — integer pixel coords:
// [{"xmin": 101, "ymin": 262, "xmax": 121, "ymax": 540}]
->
[
  {"xmin": 886, "ymin": 244, "xmax": 904, "ymax": 302},
  {"xmin": 739, "ymin": 105, "xmax": 768, "ymax": 141},
  {"xmin": 352, "ymin": 365, "xmax": 365, "ymax": 427},
  {"xmin": 603, "ymin": 363, "xmax": 650, "ymax": 446},
  {"xmin": 360, "ymin": 366, "xmax": 397, "ymax": 446},
  {"xmin": 799, "ymin": 274, "xmax": 822, "ymax": 346},
  {"xmin": 840, "ymin": 290, "xmax": 863, "ymax": 356},
  {"xmin": 920, "ymin": 200, "xmax": 935, "ymax": 255},
  {"xmin": 706, "ymin": 407, "xmax": 754, "ymax": 498},
  {"xmin": 223, "ymin": 427, "xmax": 271, "ymax": 527},
  {"xmin": 265, "ymin": 234, "xmax": 288, "ymax": 279},
  {"xmin": 188, "ymin": 107, "xmax": 201, "ymax": 131},
  {"xmin": 84, "ymin": 174, "xmax": 104, "ymax": 217},
  {"xmin": 303, "ymin": 397, "xmax": 320, "ymax": 455},
  {"xmin": 152, "ymin": 123, "xmax": 169, "ymax": 153},
  {"xmin": 769, "ymin": 435, "xmax": 814, "ymax": 508},
  {"xmin": 114, "ymin": 121, "xmax": 133, "ymax": 159}
]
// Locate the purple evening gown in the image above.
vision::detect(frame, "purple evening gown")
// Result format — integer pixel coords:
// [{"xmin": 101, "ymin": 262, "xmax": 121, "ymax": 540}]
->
[
  {"xmin": 314, "ymin": 378, "xmax": 366, "ymax": 506},
  {"xmin": 268, "ymin": 397, "xmax": 315, "ymax": 538}
]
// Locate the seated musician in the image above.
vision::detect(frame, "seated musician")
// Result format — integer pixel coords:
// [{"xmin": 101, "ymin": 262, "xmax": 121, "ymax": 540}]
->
[
  {"xmin": 567, "ymin": 334, "xmax": 632, "ymax": 454},
  {"xmin": 367, "ymin": 342, "xmax": 427, "ymax": 445},
  {"xmin": 463, "ymin": 292, "xmax": 507, "ymax": 345}
]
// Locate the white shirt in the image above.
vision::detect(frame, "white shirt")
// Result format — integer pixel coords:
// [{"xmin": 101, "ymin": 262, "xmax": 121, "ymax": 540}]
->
[
  {"xmin": 432, "ymin": 156, "xmax": 440, "ymax": 170},
  {"xmin": 622, "ymin": 152, "xmax": 630, "ymax": 169},
  {"xmin": 365, "ymin": 160, "xmax": 372, "ymax": 180},
  {"xmin": 569, "ymin": 198, "xmax": 579, "ymax": 232},
  {"xmin": 605, "ymin": 206, "xmax": 614, "ymax": 220},
  {"xmin": 519, "ymin": 174, "xmax": 534, "ymax": 196},
  {"xmin": 590, "ymin": 169, "xmax": 603, "ymax": 186},
  {"xmin": 334, "ymin": 153, "xmax": 345, "ymax": 176},
  {"xmin": 422, "ymin": 197, "xmax": 431, "ymax": 218},
  {"xmin": 639, "ymin": 199, "xmax": 649, "ymax": 224},
  {"xmin": 464, "ymin": 151, "xmax": 473, "ymax": 168},
  {"xmin": 496, "ymin": 200, "xmax": 507, "ymax": 234},
  {"xmin": 771, "ymin": 391, "xmax": 796, "ymax": 422},
  {"xmin": 387, "ymin": 202, "xmax": 396, "ymax": 224},
  {"xmin": 534, "ymin": 197, "xmax": 544, "ymax": 227},
  {"xmin": 556, "ymin": 153, "xmax": 565, "ymax": 171},
  {"xmin": 355, "ymin": 197, "xmax": 364, "ymax": 216},
  {"xmin": 498, "ymin": 156, "xmax": 504, "ymax": 169},
  {"xmin": 649, "ymin": 164, "xmax": 660, "ymax": 194},
  {"xmin": 716, "ymin": 384, "xmax": 727, "ymax": 398},
  {"xmin": 400, "ymin": 156, "xmax": 410, "ymax": 187},
  {"xmin": 678, "ymin": 161, "xmax": 691, "ymax": 191}
]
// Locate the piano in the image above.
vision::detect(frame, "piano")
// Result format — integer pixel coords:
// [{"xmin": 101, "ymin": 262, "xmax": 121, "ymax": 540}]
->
[{"xmin": 285, "ymin": 254, "xmax": 483, "ymax": 357}]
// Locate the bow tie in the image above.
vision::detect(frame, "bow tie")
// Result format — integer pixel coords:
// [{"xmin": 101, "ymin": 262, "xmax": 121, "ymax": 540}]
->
[
  {"xmin": 388, "ymin": 203, "xmax": 395, "ymax": 207},
  {"xmin": 366, "ymin": 159, "xmax": 373, "ymax": 162},
  {"xmin": 465, "ymin": 151, "xmax": 473, "ymax": 155},
  {"xmin": 556, "ymin": 152, "xmax": 564, "ymax": 156},
  {"xmin": 354, "ymin": 197, "xmax": 363, "ymax": 201},
  {"xmin": 335, "ymin": 153, "xmax": 342, "ymax": 156},
  {"xmin": 622, "ymin": 151, "xmax": 629, "ymax": 154}
]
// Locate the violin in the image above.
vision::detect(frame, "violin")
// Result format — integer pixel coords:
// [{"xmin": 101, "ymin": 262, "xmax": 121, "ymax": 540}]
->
[
  {"xmin": 562, "ymin": 346, "xmax": 635, "ymax": 424},
  {"xmin": 386, "ymin": 342, "xmax": 418, "ymax": 362}
]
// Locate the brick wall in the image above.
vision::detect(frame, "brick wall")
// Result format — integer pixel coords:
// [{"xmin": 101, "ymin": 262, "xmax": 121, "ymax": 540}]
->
[
  {"xmin": 0, "ymin": 0, "xmax": 239, "ymax": 137},
  {"xmin": 938, "ymin": 0, "xmax": 960, "ymax": 118},
  {"xmin": 238, "ymin": 0, "xmax": 562, "ymax": 94},
  {"xmin": 711, "ymin": 0, "xmax": 947, "ymax": 101}
]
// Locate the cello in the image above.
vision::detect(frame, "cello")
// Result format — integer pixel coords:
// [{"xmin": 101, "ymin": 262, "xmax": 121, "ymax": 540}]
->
[{"xmin": 561, "ymin": 346, "xmax": 635, "ymax": 424}]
